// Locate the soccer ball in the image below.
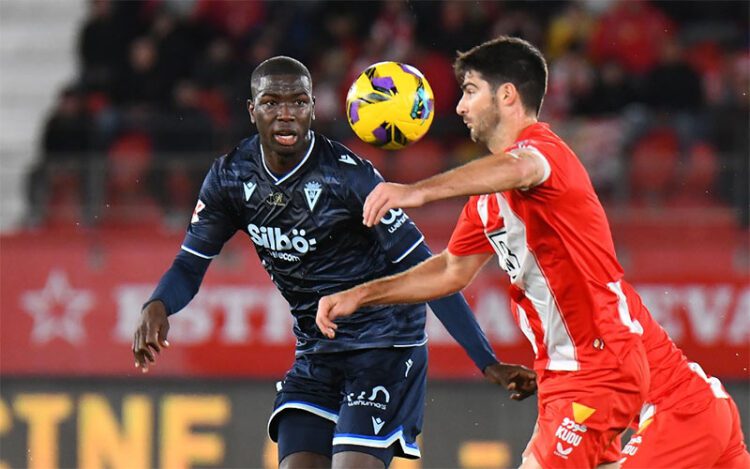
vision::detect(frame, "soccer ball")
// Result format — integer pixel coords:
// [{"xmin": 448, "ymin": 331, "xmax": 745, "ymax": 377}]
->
[{"xmin": 346, "ymin": 61, "xmax": 434, "ymax": 150}]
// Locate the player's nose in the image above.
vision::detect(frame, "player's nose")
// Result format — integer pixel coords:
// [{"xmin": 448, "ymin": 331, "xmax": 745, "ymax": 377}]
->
[
  {"xmin": 455, "ymin": 98, "xmax": 467, "ymax": 116},
  {"xmin": 276, "ymin": 102, "xmax": 295, "ymax": 120}
]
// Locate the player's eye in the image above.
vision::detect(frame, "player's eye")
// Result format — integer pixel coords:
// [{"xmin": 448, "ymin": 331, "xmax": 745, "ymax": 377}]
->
[{"xmin": 262, "ymin": 101, "xmax": 277, "ymax": 108}]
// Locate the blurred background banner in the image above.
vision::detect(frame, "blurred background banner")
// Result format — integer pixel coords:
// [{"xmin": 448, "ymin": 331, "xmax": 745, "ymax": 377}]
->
[
  {"xmin": 1, "ymin": 0, "xmax": 748, "ymax": 467},
  {"xmin": 1, "ymin": 227, "xmax": 748, "ymax": 378}
]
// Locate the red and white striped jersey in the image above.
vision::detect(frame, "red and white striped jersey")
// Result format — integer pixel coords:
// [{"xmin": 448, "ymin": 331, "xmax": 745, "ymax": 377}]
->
[
  {"xmin": 621, "ymin": 281, "xmax": 727, "ymax": 419},
  {"xmin": 448, "ymin": 122, "xmax": 642, "ymax": 373}
]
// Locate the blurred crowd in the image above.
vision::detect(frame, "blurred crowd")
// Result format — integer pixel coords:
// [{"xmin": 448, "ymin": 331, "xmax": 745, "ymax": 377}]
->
[{"xmin": 28, "ymin": 0, "xmax": 749, "ymax": 229}]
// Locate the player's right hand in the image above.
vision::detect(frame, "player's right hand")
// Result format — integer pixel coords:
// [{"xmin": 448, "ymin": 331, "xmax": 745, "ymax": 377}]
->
[
  {"xmin": 363, "ymin": 182, "xmax": 426, "ymax": 227},
  {"xmin": 132, "ymin": 301, "xmax": 170, "ymax": 373},
  {"xmin": 483, "ymin": 362, "xmax": 537, "ymax": 401}
]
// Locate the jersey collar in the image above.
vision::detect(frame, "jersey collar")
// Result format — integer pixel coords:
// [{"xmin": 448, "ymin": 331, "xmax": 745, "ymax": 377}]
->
[{"xmin": 260, "ymin": 131, "xmax": 316, "ymax": 185}]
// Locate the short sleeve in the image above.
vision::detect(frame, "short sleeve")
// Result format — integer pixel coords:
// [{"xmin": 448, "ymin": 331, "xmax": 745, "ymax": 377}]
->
[
  {"xmin": 182, "ymin": 158, "xmax": 238, "ymax": 258},
  {"xmin": 343, "ymin": 150, "xmax": 424, "ymax": 263},
  {"xmin": 448, "ymin": 199, "xmax": 494, "ymax": 256}
]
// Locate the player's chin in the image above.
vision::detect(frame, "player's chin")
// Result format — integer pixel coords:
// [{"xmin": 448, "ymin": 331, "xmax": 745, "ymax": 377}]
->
[{"xmin": 271, "ymin": 140, "xmax": 304, "ymax": 156}]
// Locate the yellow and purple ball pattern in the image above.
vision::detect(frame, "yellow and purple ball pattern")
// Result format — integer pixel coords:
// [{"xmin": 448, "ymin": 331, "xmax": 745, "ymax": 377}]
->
[{"xmin": 346, "ymin": 61, "xmax": 434, "ymax": 150}]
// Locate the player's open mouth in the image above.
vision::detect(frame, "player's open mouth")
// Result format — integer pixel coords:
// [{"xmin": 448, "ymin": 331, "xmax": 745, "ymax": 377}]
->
[{"xmin": 273, "ymin": 131, "xmax": 298, "ymax": 146}]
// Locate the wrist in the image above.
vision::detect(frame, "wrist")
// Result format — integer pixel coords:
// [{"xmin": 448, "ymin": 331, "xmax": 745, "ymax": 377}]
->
[{"xmin": 413, "ymin": 184, "xmax": 430, "ymax": 205}]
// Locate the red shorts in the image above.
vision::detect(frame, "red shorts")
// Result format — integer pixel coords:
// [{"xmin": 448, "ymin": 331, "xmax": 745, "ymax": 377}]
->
[
  {"xmin": 621, "ymin": 396, "xmax": 750, "ymax": 469},
  {"xmin": 531, "ymin": 341, "xmax": 649, "ymax": 468}
]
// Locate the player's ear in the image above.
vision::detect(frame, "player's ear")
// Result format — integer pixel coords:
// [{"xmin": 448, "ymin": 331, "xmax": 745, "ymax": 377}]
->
[
  {"xmin": 247, "ymin": 99, "xmax": 255, "ymax": 124},
  {"xmin": 497, "ymin": 83, "xmax": 516, "ymax": 107},
  {"xmin": 311, "ymin": 96, "xmax": 316, "ymax": 121}
]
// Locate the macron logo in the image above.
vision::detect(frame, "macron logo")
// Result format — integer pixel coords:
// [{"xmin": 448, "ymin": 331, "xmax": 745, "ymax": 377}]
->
[
  {"xmin": 371, "ymin": 416, "xmax": 385, "ymax": 435},
  {"xmin": 243, "ymin": 181, "xmax": 257, "ymax": 201},
  {"xmin": 339, "ymin": 154, "xmax": 357, "ymax": 165}
]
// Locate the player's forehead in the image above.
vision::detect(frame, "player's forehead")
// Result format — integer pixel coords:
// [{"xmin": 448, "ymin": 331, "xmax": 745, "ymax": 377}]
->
[
  {"xmin": 461, "ymin": 70, "xmax": 488, "ymax": 90},
  {"xmin": 255, "ymin": 74, "xmax": 312, "ymax": 98}
]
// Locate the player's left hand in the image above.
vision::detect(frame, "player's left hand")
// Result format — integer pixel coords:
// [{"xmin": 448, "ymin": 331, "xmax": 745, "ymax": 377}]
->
[
  {"xmin": 483, "ymin": 363, "xmax": 537, "ymax": 401},
  {"xmin": 363, "ymin": 182, "xmax": 426, "ymax": 227},
  {"xmin": 316, "ymin": 290, "xmax": 362, "ymax": 339}
]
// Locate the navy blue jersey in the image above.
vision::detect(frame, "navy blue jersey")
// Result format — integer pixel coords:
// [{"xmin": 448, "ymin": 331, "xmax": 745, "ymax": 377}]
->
[{"xmin": 183, "ymin": 132, "xmax": 427, "ymax": 354}]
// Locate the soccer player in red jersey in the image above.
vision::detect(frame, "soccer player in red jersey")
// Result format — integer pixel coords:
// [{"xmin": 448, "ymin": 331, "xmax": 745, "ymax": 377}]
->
[
  {"xmin": 317, "ymin": 36, "xmax": 653, "ymax": 468},
  {"xmin": 615, "ymin": 282, "xmax": 750, "ymax": 468},
  {"xmin": 517, "ymin": 280, "xmax": 750, "ymax": 468}
]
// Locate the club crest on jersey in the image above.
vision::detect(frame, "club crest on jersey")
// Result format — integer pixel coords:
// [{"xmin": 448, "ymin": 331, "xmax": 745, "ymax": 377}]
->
[
  {"xmin": 266, "ymin": 191, "xmax": 287, "ymax": 207},
  {"xmin": 191, "ymin": 199, "xmax": 205, "ymax": 223},
  {"xmin": 243, "ymin": 181, "xmax": 257, "ymax": 201},
  {"xmin": 303, "ymin": 181, "xmax": 322, "ymax": 211}
]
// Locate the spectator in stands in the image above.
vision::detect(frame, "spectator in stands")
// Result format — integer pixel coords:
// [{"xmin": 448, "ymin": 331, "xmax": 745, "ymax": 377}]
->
[
  {"xmin": 112, "ymin": 37, "xmax": 168, "ymax": 109},
  {"xmin": 150, "ymin": 9, "xmax": 195, "ymax": 93},
  {"xmin": 575, "ymin": 60, "xmax": 637, "ymax": 116},
  {"xmin": 27, "ymin": 86, "xmax": 92, "ymax": 225},
  {"xmin": 78, "ymin": 0, "xmax": 125, "ymax": 93},
  {"xmin": 642, "ymin": 37, "xmax": 704, "ymax": 112},
  {"xmin": 151, "ymin": 80, "xmax": 215, "ymax": 218},
  {"xmin": 589, "ymin": 0, "xmax": 675, "ymax": 76}
]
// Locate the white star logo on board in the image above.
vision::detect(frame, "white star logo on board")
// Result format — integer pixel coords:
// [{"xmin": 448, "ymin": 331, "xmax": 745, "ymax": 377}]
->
[
  {"xmin": 20, "ymin": 269, "xmax": 94, "ymax": 344},
  {"xmin": 304, "ymin": 181, "xmax": 322, "ymax": 211}
]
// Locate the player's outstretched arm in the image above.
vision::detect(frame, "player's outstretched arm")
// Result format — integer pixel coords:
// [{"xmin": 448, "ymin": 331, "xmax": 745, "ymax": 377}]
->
[
  {"xmin": 131, "ymin": 250, "xmax": 211, "ymax": 373},
  {"xmin": 133, "ymin": 300, "xmax": 170, "ymax": 373},
  {"xmin": 363, "ymin": 150, "xmax": 547, "ymax": 227},
  {"xmin": 316, "ymin": 250, "xmax": 489, "ymax": 338}
]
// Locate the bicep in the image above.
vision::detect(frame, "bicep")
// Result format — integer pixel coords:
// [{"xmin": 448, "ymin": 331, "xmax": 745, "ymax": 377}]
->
[{"xmin": 505, "ymin": 148, "xmax": 551, "ymax": 189}]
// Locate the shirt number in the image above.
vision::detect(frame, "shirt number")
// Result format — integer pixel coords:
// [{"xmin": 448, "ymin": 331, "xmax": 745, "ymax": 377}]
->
[{"xmin": 487, "ymin": 229, "xmax": 521, "ymax": 281}]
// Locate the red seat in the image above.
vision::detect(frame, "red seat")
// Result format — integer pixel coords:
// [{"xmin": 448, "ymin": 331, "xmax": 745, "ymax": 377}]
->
[
  {"xmin": 667, "ymin": 142, "xmax": 720, "ymax": 208},
  {"xmin": 629, "ymin": 128, "xmax": 679, "ymax": 205},
  {"xmin": 102, "ymin": 132, "xmax": 160, "ymax": 226}
]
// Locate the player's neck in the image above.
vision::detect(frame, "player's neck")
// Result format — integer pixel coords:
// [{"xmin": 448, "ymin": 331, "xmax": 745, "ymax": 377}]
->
[
  {"xmin": 487, "ymin": 114, "xmax": 538, "ymax": 154},
  {"xmin": 260, "ymin": 134, "xmax": 313, "ymax": 176},
  {"xmin": 263, "ymin": 150, "xmax": 304, "ymax": 175}
]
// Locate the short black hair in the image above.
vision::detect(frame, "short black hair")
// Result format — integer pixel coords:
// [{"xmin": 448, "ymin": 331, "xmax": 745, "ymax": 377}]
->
[
  {"xmin": 250, "ymin": 56, "xmax": 312, "ymax": 99},
  {"xmin": 454, "ymin": 36, "xmax": 548, "ymax": 116}
]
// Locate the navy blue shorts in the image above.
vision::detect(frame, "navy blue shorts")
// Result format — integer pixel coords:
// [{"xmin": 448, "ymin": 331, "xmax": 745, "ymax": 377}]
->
[{"xmin": 268, "ymin": 345, "xmax": 427, "ymax": 463}]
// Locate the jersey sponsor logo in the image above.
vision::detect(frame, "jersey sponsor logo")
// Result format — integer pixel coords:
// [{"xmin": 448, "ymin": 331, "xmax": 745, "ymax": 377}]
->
[
  {"xmin": 247, "ymin": 224, "xmax": 317, "ymax": 262},
  {"xmin": 346, "ymin": 385, "xmax": 390, "ymax": 410},
  {"xmin": 339, "ymin": 154, "xmax": 357, "ymax": 165},
  {"xmin": 243, "ymin": 181, "xmax": 257, "ymax": 201},
  {"xmin": 303, "ymin": 181, "xmax": 322, "ymax": 211},
  {"xmin": 191, "ymin": 199, "xmax": 205, "ymax": 223},
  {"xmin": 554, "ymin": 426, "xmax": 583, "ymax": 447},
  {"xmin": 553, "ymin": 410, "xmax": 593, "ymax": 459},
  {"xmin": 622, "ymin": 434, "xmax": 642, "ymax": 457},
  {"xmin": 380, "ymin": 208, "xmax": 409, "ymax": 234},
  {"xmin": 371, "ymin": 416, "xmax": 386, "ymax": 435},
  {"xmin": 560, "ymin": 416, "xmax": 588, "ymax": 433},
  {"xmin": 486, "ymin": 229, "xmax": 521, "ymax": 281}
]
